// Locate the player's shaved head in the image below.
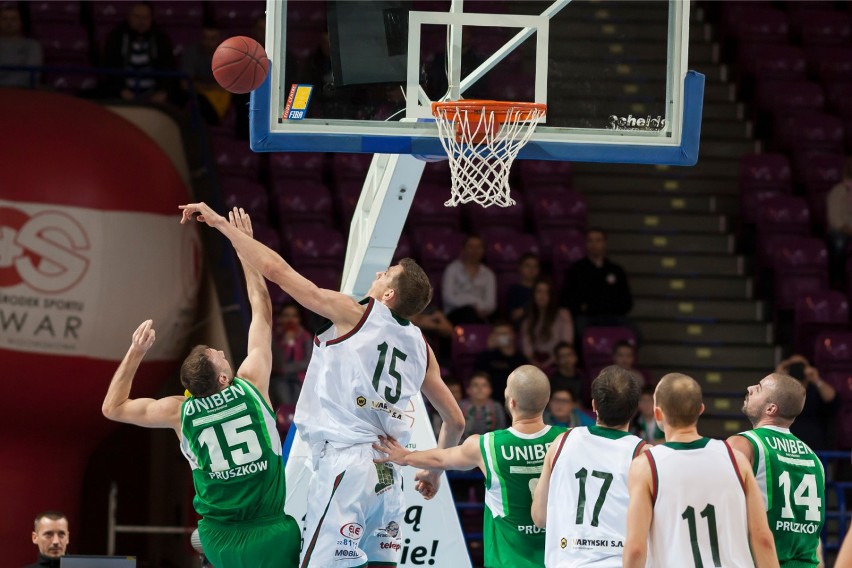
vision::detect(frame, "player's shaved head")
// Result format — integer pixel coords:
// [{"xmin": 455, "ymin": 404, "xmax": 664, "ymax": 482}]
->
[
  {"xmin": 655, "ymin": 373, "xmax": 703, "ymax": 428},
  {"xmin": 506, "ymin": 365, "xmax": 551, "ymax": 417},
  {"xmin": 766, "ymin": 373, "xmax": 806, "ymax": 421}
]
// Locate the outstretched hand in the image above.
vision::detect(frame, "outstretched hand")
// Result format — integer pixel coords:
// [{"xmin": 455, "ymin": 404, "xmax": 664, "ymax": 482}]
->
[
  {"xmin": 130, "ymin": 319, "xmax": 156, "ymax": 354},
  {"xmin": 372, "ymin": 435, "xmax": 409, "ymax": 465},
  {"xmin": 414, "ymin": 469, "xmax": 440, "ymax": 500},
  {"xmin": 179, "ymin": 202, "xmax": 225, "ymax": 228},
  {"xmin": 228, "ymin": 207, "xmax": 254, "ymax": 238}
]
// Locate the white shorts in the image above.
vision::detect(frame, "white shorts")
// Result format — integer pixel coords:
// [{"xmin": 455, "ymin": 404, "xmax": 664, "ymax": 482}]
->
[{"xmin": 300, "ymin": 442, "xmax": 405, "ymax": 567}]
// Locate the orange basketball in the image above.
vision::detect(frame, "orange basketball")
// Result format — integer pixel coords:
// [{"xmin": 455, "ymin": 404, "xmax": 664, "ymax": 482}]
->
[{"xmin": 212, "ymin": 36, "xmax": 269, "ymax": 94}]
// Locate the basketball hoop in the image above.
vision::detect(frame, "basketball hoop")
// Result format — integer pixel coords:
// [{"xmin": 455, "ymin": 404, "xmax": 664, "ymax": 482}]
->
[{"xmin": 431, "ymin": 100, "xmax": 547, "ymax": 208}]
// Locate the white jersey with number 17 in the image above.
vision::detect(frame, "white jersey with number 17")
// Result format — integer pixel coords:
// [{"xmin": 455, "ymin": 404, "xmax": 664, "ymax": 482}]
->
[{"xmin": 294, "ymin": 297, "xmax": 428, "ymax": 449}]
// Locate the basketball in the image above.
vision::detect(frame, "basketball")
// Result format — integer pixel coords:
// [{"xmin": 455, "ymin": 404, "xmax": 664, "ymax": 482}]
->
[{"xmin": 212, "ymin": 36, "xmax": 269, "ymax": 94}]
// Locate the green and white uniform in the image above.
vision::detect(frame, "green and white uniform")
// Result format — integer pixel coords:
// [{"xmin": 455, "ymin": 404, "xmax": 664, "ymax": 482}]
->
[
  {"xmin": 180, "ymin": 377, "xmax": 299, "ymax": 568},
  {"xmin": 480, "ymin": 425, "xmax": 566, "ymax": 568},
  {"xmin": 545, "ymin": 426, "xmax": 646, "ymax": 568},
  {"xmin": 738, "ymin": 426, "xmax": 825, "ymax": 567}
]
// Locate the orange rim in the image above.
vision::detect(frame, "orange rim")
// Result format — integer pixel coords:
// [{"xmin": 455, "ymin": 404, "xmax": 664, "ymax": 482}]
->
[{"xmin": 431, "ymin": 100, "xmax": 547, "ymax": 123}]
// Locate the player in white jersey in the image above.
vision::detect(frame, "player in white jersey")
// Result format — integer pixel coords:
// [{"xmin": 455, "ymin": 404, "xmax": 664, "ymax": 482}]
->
[
  {"xmin": 623, "ymin": 373, "xmax": 779, "ymax": 568},
  {"xmin": 532, "ymin": 365, "xmax": 646, "ymax": 568},
  {"xmin": 181, "ymin": 202, "xmax": 465, "ymax": 567}
]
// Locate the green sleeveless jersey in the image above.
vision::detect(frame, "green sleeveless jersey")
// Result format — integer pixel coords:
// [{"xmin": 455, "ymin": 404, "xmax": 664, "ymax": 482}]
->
[
  {"xmin": 739, "ymin": 426, "xmax": 825, "ymax": 567},
  {"xmin": 480, "ymin": 425, "xmax": 566, "ymax": 568},
  {"xmin": 180, "ymin": 377, "xmax": 286, "ymax": 523}
]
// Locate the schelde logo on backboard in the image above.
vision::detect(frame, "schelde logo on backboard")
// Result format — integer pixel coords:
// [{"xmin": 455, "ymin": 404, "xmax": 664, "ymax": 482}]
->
[{"xmin": 0, "ymin": 206, "xmax": 90, "ymax": 293}]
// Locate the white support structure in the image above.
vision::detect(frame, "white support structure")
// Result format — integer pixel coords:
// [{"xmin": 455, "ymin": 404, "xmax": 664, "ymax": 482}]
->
[{"xmin": 339, "ymin": 154, "xmax": 426, "ymax": 297}]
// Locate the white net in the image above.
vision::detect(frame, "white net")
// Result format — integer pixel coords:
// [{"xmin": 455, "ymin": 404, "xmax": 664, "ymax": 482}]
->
[{"xmin": 432, "ymin": 101, "xmax": 547, "ymax": 208}]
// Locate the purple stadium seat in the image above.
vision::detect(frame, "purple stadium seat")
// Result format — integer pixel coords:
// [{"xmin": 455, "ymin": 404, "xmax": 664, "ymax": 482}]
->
[
  {"xmin": 795, "ymin": 291, "xmax": 849, "ymax": 360},
  {"xmin": 288, "ymin": 0, "xmax": 327, "ymax": 30},
  {"xmin": 221, "ymin": 177, "xmax": 269, "ymax": 223},
  {"xmin": 482, "ymin": 230, "xmax": 540, "ymax": 273},
  {"xmin": 286, "ymin": 29, "xmax": 322, "ymax": 61},
  {"xmin": 253, "ymin": 222, "xmax": 281, "ymax": 252},
  {"xmin": 154, "ymin": 1, "xmax": 203, "ymax": 27},
  {"xmin": 544, "ymin": 230, "xmax": 587, "ymax": 288},
  {"xmin": 739, "ymin": 153, "xmax": 793, "ymax": 194},
  {"xmin": 468, "ymin": 195, "xmax": 526, "ymax": 233},
  {"xmin": 756, "ymin": 80, "xmax": 824, "ymax": 115},
  {"xmin": 739, "ymin": 45, "xmax": 807, "ymax": 82},
  {"xmin": 334, "ymin": 180, "xmax": 362, "ymax": 226},
  {"xmin": 516, "ymin": 160, "xmax": 573, "ymax": 186},
  {"xmin": 35, "ymin": 24, "xmax": 89, "ymax": 65},
  {"xmin": 451, "ymin": 323, "xmax": 493, "ymax": 380},
  {"xmin": 212, "ymin": 136, "xmax": 260, "ymax": 179},
  {"xmin": 167, "ymin": 26, "xmax": 201, "ymax": 61},
  {"xmin": 286, "ymin": 225, "xmax": 346, "ymax": 269},
  {"xmin": 756, "ymin": 196, "xmax": 810, "ymax": 238},
  {"xmin": 213, "ymin": 1, "xmax": 266, "ymax": 34},
  {"xmin": 742, "ymin": 189, "xmax": 788, "ymax": 226},
  {"xmin": 332, "ymin": 153, "xmax": 373, "ymax": 183},
  {"xmin": 582, "ymin": 327, "xmax": 637, "ymax": 376},
  {"xmin": 301, "ymin": 266, "xmax": 342, "ymax": 292},
  {"xmin": 814, "ymin": 331, "xmax": 852, "ymax": 373},
  {"xmin": 826, "ymin": 83, "xmax": 852, "ymax": 115},
  {"xmin": 733, "ymin": 7, "xmax": 789, "ymax": 45},
  {"xmin": 798, "ymin": 152, "xmax": 846, "ymax": 189},
  {"xmin": 497, "ymin": 271, "xmax": 521, "ymax": 315},
  {"xmin": 791, "ymin": 114, "xmax": 846, "ymax": 155},
  {"xmin": 29, "ymin": 1, "xmax": 80, "ymax": 24},
  {"xmin": 267, "ymin": 279, "xmax": 290, "ymax": 307},
  {"xmin": 91, "ymin": 2, "xmax": 126, "ymax": 27},
  {"xmin": 408, "ymin": 183, "xmax": 462, "ymax": 230},
  {"xmin": 415, "ymin": 228, "xmax": 465, "ymax": 273},
  {"xmin": 771, "ymin": 238, "xmax": 829, "ymax": 310},
  {"xmin": 797, "ymin": 11, "xmax": 852, "ymax": 46},
  {"xmin": 528, "ymin": 187, "xmax": 587, "ymax": 232},
  {"xmin": 272, "ymin": 180, "xmax": 334, "ymax": 225},
  {"xmin": 806, "ymin": 46, "xmax": 852, "ymax": 83},
  {"xmin": 776, "ymin": 275, "xmax": 827, "ymax": 313}
]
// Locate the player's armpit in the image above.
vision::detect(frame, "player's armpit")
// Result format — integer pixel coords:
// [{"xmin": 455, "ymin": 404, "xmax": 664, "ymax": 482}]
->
[{"xmin": 622, "ymin": 455, "xmax": 654, "ymax": 568}]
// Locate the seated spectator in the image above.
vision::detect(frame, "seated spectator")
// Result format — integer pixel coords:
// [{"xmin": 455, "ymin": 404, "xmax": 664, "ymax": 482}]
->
[
  {"xmin": 559, "ymin": 227, "xmax": 633, "ymax": 337},
  {"xmin": 612, "ymin": 341, "xmax": 653, "ymax": 386},
  {"xmin": 102, "ymin": 2, "xmax": 177, "ymax": 103},
  {"xmin": 520, "ymin": 279, "xmax": 574, "ymax": 369},
  {"xmin": 544, "ymin": 386, "xmax": 594, "ymax": 428},
  {"xmin": 826, "ymin": 157, "xmax": 852, "ymax": 285},
  {"xmin": 270, "ymin": 303, "xmax": 313, "ymax": 407},
  {"xmin": 410, "ymin": 303, "xmax": 454, "ymax": 367},
  {"xmin": 506, "ymin": 252, "xmax": 541, "ymax": 327},
  {"xmin": 181, "ymin": 24, "xmax": 230, "ymax": 125},
  {"xmin": 27, "ymin": 510, "xmax": 69, "ymax": 568},
  {"xmin": 549, "ymin": 342, "xmax": 586, "ymax": 406},
  {"xmin": 631, "ymin": 385, "xmax": 665, "ymax": 445},
  {"xmin": 459, "ymin": 371, "xmax": 507, "ymax": 439},
  {"xmin": 473, "ymin": 322, "xmax": 529, "ymax": 404},
  {"xmin": 442, "ymin": 234, "xmax": 497, "ymax": 325},
  {"xmin": 777, "ymin": 354, "xmax": 837, "ymax": 450},
  {"xmin": 0, "ymin": 4, "xmax": 42, "ymax": 88},
  {"xmin": 431, "ymin": 377, "xmax": 463, "ymax": 438}
]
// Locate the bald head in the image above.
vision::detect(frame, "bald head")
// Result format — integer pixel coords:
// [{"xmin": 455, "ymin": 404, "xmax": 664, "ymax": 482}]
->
[
  {"xmin": 506, "ymin": 365, "xmax": 551, "ymax": 417},
  {"xmin": 655, "ymin": 373, "xmax": 704, "ymax": 428}
]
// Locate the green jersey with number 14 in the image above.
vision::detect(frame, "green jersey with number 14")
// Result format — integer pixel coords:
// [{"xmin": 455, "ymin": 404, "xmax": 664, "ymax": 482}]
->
[
  {"xmin": 739, "ymin": 426, "xmax": 825, "ymax": 567},
  {"xmin": 180, "ymin": 377, "xmax": 286, "ymax": 523},
  {"xmin": 480, "ymin": 425, "xmax": 566, "ymax": 568}
]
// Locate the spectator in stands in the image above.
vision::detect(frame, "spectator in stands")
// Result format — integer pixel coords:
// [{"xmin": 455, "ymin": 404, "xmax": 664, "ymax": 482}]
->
[
  {"xmin": 776, "ymin": 354, "xmax": 837, "ymax": 450},
  {"xmin": 442, "ymin": 234, "xmax": 497, "ymax": 325},
  {"xmin": 631, "ymin": 385, "xmax": 665, "ymax": 445},
  {"xmin": 459, "ymin": 372, "xmax": 507, "ymax": 440},
  {"xmin": 474, "ymin": 322, "xmax": 529, "ymax": 404},
  {"xmin": 410, "ymin": 303, "xmax": 454, "ymax": 367},
  {"xmin": 270, "ymin": 303, "xmax": 313, "ymax": 407},
  {"xmin": 0, "ymin": 4, "xmax": 42, "ymax": 88},
  {"xmin": 506, "ymin": 253, "xmax": 541, "ymax": 327},
  {"xmin": 102, "ymin": 2, "xmax": 177, "ymax": 103},
  {"xmin": 27, "ymin": 511, "xmax": 69, "ymax": 568},
  {"xmin": 520, "ymin": 280, "xmax": 574, "ymax": 370},
  {"xmin": 544, "ymin": 386, "xmax": 594, "ymax": 428},
  {"xmin": 825, "ymin": 157, "xmax": 852, "ymax": 286},
  {"xmin": 559, "ymin": 227, "xmax": 632, "ymax": 337},
  {"xmin": 549, "ymin": 342, "xmax": 586, "ymax": 406},
  {"xmin": 613, "ymin": 341, "xmax": 653, "ymax": 387},
  {"xmin": 180, "ymin": 24, "xmax": 230, "ymax": 125}
]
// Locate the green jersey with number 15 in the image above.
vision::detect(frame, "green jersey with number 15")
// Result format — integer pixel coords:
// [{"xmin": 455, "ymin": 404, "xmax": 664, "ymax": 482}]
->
[
  {"xmin": 480, "ymin": 425, "xmax": 566, "ymax": 568},
  {"xmin": 738, "ymin": 426, "xmax": 825, "ymax": 567},
  {"xmin": 180, "ymin": 377, "xmax": 286, "ymax": 523}
]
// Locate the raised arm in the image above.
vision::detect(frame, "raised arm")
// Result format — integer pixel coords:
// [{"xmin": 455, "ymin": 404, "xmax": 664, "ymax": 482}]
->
[
  {"xmin": 421, "ymin": 345, "xmax": 465, "ymax": 452},
  {"xmin": 228, "ymin": 209, "xmax": 273, "ymax": 400},
  {"xmin": 531, "ymin": 431, "xmax": 565, "ymax": 528},
  {"xmin": 738, "ymin": 451, "xmax": 779, "ymax": 568},
  {"xmin": 180, "ymin": 202, "xmax": 363, "ymax": 328},
  {"xmin": 622, "ymin": 454, "xmax": 654, "ymax": 568},
  {"xmin": 102, "ymin": 320, "xmax": 182, "ymax": 432}
]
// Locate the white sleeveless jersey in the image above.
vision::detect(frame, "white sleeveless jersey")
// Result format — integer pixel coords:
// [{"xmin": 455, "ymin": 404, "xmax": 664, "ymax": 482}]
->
[
  {"xmin": 545, "ymin": 426, "xmax": 646, "ymax": 568},
  {"xmin": 294, "ymin": 298, "xmax": 428, "ymax": 449},
  {"xmin": 646, "ymin": 438, "xmax": 753, "ymax": 568}
]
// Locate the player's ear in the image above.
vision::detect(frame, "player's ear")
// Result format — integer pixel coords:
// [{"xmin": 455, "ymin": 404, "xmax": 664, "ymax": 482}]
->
[
  {"xmin": 383, "ymin": 287, "xmax": 396, "ymax": 304},
  {"xmin": 765, "ymin": 402, "xmax": 778, "ymax": 417},
  {"xmin": 653, "ymin": 406, "xmax": 663, "ymax": 423}
]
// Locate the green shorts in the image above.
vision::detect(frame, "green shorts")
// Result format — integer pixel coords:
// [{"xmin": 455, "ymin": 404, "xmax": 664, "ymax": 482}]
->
[{"xmin": 199, "ymin": 514, "xmax": 300, "ymax": 568}]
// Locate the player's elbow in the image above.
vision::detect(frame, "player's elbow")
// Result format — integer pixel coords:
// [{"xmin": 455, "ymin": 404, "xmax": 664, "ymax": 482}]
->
[
  {"xmin": 621, "ymin": 542, "xmax": 646, "ymax": 567},
  {"xmin": 102, "ymin": 402, "xmax": 118, "ymax": 420},
  {"xmin": 446, "ymin": 405, "xmax": 465, "ymax": 437}
]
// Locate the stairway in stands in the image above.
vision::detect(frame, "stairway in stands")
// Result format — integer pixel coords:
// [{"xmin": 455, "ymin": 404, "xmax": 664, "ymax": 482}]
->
[{"xmin": 561, "ymin": 2, "xmax": 778, "ymax": 437}]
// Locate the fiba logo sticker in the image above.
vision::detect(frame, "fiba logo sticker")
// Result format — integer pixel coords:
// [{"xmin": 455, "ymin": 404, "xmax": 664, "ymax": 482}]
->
[{"xmin": 0, "ymin": 206, "xmax": 90, "ymax": 293}]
